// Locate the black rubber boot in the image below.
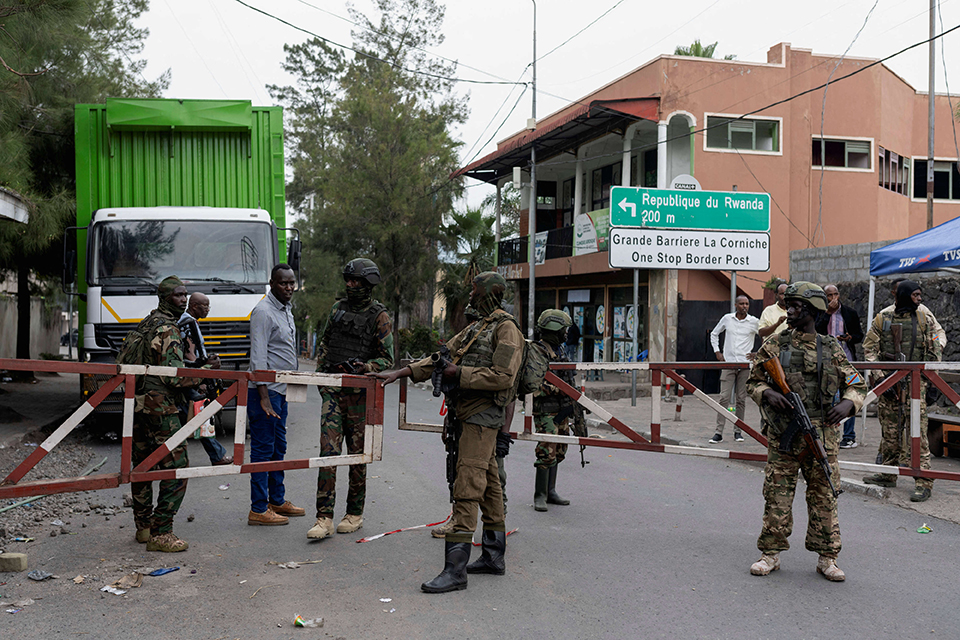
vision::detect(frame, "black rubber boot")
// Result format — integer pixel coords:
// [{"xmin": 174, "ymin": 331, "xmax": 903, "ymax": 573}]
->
[
  {"xmin": 421, "ymin": 541, "xmax": 471, "ymax": 593},
  {"xmin": 546, "ymin": 464, "xmax": 570, "ymax": 505},
  {"xmin": 534, "ymin": 467, "xmax": 549, "ymax": 512},
  {"xmin": 466, "ymin": 530, "xmax": 506, "ymax": 575}
]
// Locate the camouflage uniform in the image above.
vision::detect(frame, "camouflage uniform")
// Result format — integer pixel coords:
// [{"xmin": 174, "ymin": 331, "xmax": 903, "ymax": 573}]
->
[
  {"xmin": 408, "ymin": 278, "xmax": 523, "ymax": 544},
  {"xmin": 131, "ymin": 277, "xmax": 205, "ymax": 536},
  {"xmin": 862, "ymin": 305, "xmax": 942, "ymax": 490},
  {"xmin": 315, "ymin": 298, "xmax": 394, "ymax": 520},
  {"xmin": 534, "ymin": 341, "xmax": 570, "ymax": 468},
  {"xmin": 747, "ymin": 329, "xmax": 866, "ymax": 558}
]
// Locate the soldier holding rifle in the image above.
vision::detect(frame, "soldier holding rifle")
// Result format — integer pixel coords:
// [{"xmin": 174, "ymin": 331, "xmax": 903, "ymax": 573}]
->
[
  {"xmin": 373, "ymin": 272, "xmax": 523, "ymax": 594},
  {"xmin": 861, "ymin": 280, "xmax": 943, "ymax": 502},
  {"xmin": 747, "ymin": 282, "xmax": 866, "ymax": 582}
]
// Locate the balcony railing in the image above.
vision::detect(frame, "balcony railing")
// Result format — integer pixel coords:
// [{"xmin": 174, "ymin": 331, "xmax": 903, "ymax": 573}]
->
[{"xmin": 497, "ymin": 225, "xmax": 581, "ymax": 266}]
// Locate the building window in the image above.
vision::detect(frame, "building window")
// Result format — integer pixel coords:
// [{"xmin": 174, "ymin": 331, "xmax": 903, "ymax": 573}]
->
[
  {"xmin": 706, "ymin": 116, "xmax": 779, "ymax": 152},
  {"xmin": 591, "ymin": 161, "xmax": 622, "ymax": 211},
  {"xmin": 878, "ymin": 147, "xmax": 909, "ymax": 195},
  {"xmin": 812, "ymin": 138, "xmax": 871, "ymax": 170},
  {"xmin": 913, "ymin": 159, "xmax": 960, "ymax": 200}
]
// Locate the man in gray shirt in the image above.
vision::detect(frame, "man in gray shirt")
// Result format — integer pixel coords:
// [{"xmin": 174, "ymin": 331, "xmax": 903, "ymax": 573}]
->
[{"xmin": 247, "ymin": 264, "xmax": 305, "ymax": 526}]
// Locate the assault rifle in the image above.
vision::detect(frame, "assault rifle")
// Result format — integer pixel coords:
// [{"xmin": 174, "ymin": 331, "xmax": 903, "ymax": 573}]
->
[
  {"xmin": 432, "ymin": 345, "xmax": 460, "ymax": 502},
  {"xmin": 330, "ymin": 359, "xmax": 365, "ymax": 375},
  {"xmin": 177, "ymin": 316, "xmax": 210, "ymax": 367},
  {"xmin": 554, "ymin": 401, "xmax": 589, "ymax": 467},
  {"xmin": 761, "ymin": 356, "xmax": 842, "ymax": 498}
]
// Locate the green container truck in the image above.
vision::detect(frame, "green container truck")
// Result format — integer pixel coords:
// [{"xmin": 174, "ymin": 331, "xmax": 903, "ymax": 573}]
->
[{"xmin": 64, "ymin": 98, "xmax": 299, "ymax": 415}]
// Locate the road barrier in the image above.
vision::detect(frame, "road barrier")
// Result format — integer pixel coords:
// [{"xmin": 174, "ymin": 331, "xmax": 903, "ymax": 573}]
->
[
  {"xmin": 397, "ymin": 359, "xmax": 960, "ymax": 483},
  {"xmin": 0, "ymin": 358, "xmax": 384, "ymax": 500}
]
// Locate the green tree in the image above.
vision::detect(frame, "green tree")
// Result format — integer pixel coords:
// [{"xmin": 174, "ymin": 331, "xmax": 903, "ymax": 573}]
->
[
  {"xmin": 439, "ymin": 207, "xmax": 496, "ymax": 334},
  {"xmin": 0, "ymin": 0, "xmax": 168, "ymax": 364},
  {"xmin": 480, "ymin": 182, "xmax": 522, "ymax": 238},
  {"xmin": 272, "ymin": 0, "xmax": 467, "ymax": 354},
  {"xmin": 674, "ymin": 39, "xmax": 736, "ymax": 60}
]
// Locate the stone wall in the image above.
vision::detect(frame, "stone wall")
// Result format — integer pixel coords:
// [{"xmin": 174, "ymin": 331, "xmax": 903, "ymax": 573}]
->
[{"xmin": 790, "ymin": 240, "xmax": 895, "ymax": 284}]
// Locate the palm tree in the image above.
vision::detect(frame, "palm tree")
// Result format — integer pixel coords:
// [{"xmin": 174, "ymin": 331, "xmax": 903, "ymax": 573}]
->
[
  {"xmin": 674, "ymin": 39, "xmax": 736, "ymax": 60},
  {"xmin": 438, "ymin": 207, "xmax": 496, "ymax": 335}
]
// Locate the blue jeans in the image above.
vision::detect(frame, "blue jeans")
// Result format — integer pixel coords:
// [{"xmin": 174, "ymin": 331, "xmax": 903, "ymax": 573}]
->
[
  {"xmin": 200, "ymin": 436, "xmax": 228, "ymax": 463},
  {"xmin": 843, "ymin": 416, "xmax": 856, "ymax": 442},
  {"xmin": 248, "ymin": 387, "xmax": 288, "ymax": 513}
]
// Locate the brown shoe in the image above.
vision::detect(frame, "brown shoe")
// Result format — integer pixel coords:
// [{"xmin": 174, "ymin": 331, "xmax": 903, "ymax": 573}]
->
[
  {"xmin": 269, "ymin": 501, "xmax": 305, "ymax": 517},
  {"xmin": 212, "ymin": 455, "xmax": 234, "ymax": 466},
  {"xmin": 248, "ymin": 509, "xmax": 289, "ymax": 526},
  {"xmin": 146, "ymin": 532, "xmax": 189, "ymax": 552}
]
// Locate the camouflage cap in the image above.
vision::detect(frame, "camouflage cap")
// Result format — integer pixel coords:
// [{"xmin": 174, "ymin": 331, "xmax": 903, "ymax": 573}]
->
[
  {"xmin": 784, "ymin": 281, "xmax": 827, "ymax": 312},
  {"xmin": 157, "ymin": 275, "xmax": 184, "ymax": 301},
  {"xmin": 473, "ymin": 271, "xmax": 506, "ymax": 296},
  {"xmin": 537, "ymin": 309, "xmax": 572, "ymax": 332}
]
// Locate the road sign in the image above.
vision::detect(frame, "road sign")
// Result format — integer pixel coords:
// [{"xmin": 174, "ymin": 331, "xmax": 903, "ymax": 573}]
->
[
  {"xmin": 610, "ymin": 186, "xmax": 770, "ymax": 232},
  {"xmin": 608, "ymin": 228, "xmax": 770, "ymax": 271}
]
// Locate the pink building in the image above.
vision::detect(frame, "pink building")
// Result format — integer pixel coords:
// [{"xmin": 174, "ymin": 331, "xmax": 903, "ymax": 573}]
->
[{"xmin": 458, "ymin": 42, "xmax": 960, "ymax": 365}]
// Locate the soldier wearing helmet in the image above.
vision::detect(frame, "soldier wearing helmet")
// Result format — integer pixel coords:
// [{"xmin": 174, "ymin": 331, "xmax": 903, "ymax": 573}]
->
[
  {"xmin": 532, "ymin": 309, "xmax": 576, "ymax": 512},
  {"xmin": 372, "ymin": 271, "xmax": 524, "ymax": 593},
  {"xmin": 308, "ymin": 258, "xmax": 394, "ymax": 540},
  {"xmin": 746, "ymin": 281, "xmax": 866, "ymax": 582},
  {"xmin": 862, "ymin": 280, "xmax": 943, "ymax": 501}
]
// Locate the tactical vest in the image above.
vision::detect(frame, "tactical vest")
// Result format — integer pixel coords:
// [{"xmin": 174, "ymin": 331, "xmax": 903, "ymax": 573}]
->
[
  {"xmin": 777, "ymin": 332, "xmax": 840, "ymax": 419},
  {"xmin": 534, "ymin": 341, "xmax": 573, "ymax": 414},
  {"xmin": 457, "ymin": 312, "xmax": 518, "ymax": 408},
  {"xmin": 878, "ymin": 310, "xmax": 926, "ymax": 362},
  {"xmin": 322, "ymin": 300, "xmax": 387, "ymax": 371}
]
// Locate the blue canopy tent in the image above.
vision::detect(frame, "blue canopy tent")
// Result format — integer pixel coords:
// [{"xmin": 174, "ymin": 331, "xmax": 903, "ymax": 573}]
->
[{"xmin": 866, "ymin": 215, "xmax": 960, "ymax": 324}]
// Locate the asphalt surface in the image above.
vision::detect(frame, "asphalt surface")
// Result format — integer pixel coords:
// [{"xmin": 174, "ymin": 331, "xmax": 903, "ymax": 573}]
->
[{"xmin": 2, "ymin": 379, "xmax": 960, "ymax": 639}]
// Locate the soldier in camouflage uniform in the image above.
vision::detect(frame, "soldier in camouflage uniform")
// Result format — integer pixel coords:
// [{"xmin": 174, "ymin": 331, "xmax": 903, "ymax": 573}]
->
[
  {"xmin": 747, "ymin": 282, "xmax": 866, "ymax": 582},
  {"xmin": 862, "ymin": 280, "xmax": 943, "ymax": 502},
  {"xmin": 131, "ymin": 276, "xmax": 216, "ymax": 553},
  {"xmin": 374, "ymin": 272, "xmax": 523, "ymax": 593},
  {"xmin": 308, "ymin": 259, "xmax": 394, "ymax": 540},
  {"xmin": 533, "ymin": 309, "xmax": 575, "ymax": 512}
]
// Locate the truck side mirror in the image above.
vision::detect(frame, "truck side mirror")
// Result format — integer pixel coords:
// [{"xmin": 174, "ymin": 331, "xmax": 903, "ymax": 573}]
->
[
  {"xmin": 288, "ymin": 237, "xmax": 302, "ymax": 273},
  {"xmin": 62, "ymin": 227, "xmax": 79, "ymax": 291}
]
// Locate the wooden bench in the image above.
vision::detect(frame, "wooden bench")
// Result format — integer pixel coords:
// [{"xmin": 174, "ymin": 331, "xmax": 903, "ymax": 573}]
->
[{"xmin": 928, "ymin": 413, "xmax": 960, "ymax": 458}]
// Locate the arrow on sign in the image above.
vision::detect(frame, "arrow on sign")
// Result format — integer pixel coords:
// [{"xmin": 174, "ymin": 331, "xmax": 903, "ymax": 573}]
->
[{"xmin": 619, "ymin": 197, "xmax": 636, "ymax": 217}]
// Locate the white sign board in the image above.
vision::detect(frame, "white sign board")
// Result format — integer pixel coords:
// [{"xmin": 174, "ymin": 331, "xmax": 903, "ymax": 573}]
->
[
  {"xmin": 608, "ymin": 228, "xmax": 770, "ymax": 271},
  {"xmin": 573, "ymin": 213, "xmax": 598, "ymax": 256},
  {"xmin": 669, "ymin": 174, "xmax": 702, "ymax": 191},
  {"xmin": 534, "ymin": 231, "xmax": 548, "ymax": 265}
]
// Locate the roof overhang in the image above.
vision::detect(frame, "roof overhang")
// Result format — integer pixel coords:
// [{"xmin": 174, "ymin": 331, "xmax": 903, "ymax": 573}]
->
[
  {"xmin": 0, "ymin": 187, "xmax": 28, "ymax": 224},
  {"xmin": 457, "ymin": 97, "xmax": 659, "ymax": 184}
]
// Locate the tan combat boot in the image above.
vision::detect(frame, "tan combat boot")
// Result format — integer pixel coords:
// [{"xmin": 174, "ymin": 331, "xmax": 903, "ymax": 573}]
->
[
  {"xmin": 336, "ymin": 514, "xmax": 363, "ymax": 533},
  {"xmin": 307, "ymin": 516, "xmax": 335, "ymax": 539},
  {"xmin": 750, "ymin": 553, "xmax": 780, "ymax": 576},
  {"xmin": 816, "ymin": 556, "xmax": 845, "ymax": 581},
  {"xmin": 146, "ymin": 532, "xmax": 189, "ymax": 553},
  {"xmin": 136, "ymin": 528, "xmax": 151, "ymax": 544},
  {"xmin": 432, "ymin": 520, "xmax": 455, "ymax": 539}
]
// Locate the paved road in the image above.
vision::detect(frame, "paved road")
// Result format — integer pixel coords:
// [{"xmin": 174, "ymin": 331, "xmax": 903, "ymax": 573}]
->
[{"xmin": 3, "ymin": 383, "xmax": 960, "ymax": 639}]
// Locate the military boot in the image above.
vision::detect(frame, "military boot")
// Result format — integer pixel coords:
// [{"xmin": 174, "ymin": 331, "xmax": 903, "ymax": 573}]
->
[
  {"xmin": 431, "ymin": 520, "xmax": 455, "ymax": 539},
  {"xmin": 863, "ymin": 474, "xmax": 897, "ymax": 488},
  {"xmin": 421, "ymin": 541, "xmax": 471, "ymax": 593},
  {"xmin": 465, "ymin": 530, "xmax": 506, "ymax": 575},
  {"xmin": 910, "ymin": 486, "xmax": 932, "ymax": 502},
  {"xmin": 816, "ymin": 555, "xmax": 845, "ymax": 581},
  {"xmin": 750, "ymin": 553, "xmax": 780, "ymax": 576},
  {"xmin": 546, "ymin": 464, "xmax": 570, "ymax": 505},
  {"xmin": 534, "ymin": 467, "xmax": 549, "ymax": 512}
]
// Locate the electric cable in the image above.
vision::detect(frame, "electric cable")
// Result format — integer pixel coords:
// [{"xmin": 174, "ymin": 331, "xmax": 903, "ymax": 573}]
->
[
  {"xmin": 538, "ymin": 0, "xmax": 627, "ymax": 62},
  {"xmin": 208, "ymin": 0, "xmax": 268, "ymax": 102},
  {"xmin": 233, "ymin": 0, "xmax": 526, "ymax": 87},
  {"xmin": 163, "ymin": 0, "xmax": 228, "ymax": 97},
  {"xmin": 938, "ymin": 3, "xmax": 960, "ymax": 166}
]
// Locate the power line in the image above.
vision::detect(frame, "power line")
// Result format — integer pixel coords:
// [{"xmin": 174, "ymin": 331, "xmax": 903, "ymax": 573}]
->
[
  {"xmin": 208, "ymin": 0, "xmax": 268, "ymax": 102},
  {"xmin": 461, "ymin": 72, "xmax": 530, "ymax": 165},
  {"xmin": 233, "ymin": 0, "xmax": 526, "ymax": 87},
  {"xmin": 733, "ymin": 148, "xmax": 815, "ymax": 248},
  {"xmin": 938, "ymin": 2, "xmax": 960, "ymax": 164},
  {"xmin": 538, "ymin": 0, "xmax": 626, "ymax": 62}
]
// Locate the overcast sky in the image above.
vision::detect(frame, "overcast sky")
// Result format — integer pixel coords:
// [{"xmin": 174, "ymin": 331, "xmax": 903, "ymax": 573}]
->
[{"xmin": 140, "ymin": 0, "xmax": 960, "ymax": 212}]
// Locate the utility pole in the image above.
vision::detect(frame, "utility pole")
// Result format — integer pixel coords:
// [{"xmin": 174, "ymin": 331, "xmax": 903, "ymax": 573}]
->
[
  {"xmin": 927, "ymin": 0, "xmax": 936, "ymax": 229},
  {"xmin": 526, "ymin": 0, "xmax": 537, "ymax": 339}
]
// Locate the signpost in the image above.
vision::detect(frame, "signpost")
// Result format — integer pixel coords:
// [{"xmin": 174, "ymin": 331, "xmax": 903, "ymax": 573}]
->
[
  {"xmin": 608, "ymin": 228, "xmax": 770, "ymax": 271},
  {"xmin": 610, "ymin": 186, "xmax": 770, "ymax": 232}
]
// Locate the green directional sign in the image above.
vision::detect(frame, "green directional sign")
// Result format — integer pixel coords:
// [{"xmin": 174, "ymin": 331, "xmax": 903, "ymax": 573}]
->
[{"xmin": 610, "ymin": 186, "xmax": 770, "ymax": 232}]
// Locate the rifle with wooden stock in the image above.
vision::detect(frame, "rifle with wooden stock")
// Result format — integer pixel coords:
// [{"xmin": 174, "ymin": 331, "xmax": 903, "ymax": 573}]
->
[{"xmin": 761, "ymin": 357, "xmax": 842, "ymax": 498}]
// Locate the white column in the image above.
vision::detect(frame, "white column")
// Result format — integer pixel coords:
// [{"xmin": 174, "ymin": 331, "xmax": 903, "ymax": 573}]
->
[{"xmin": 657, "ymin": 121, "xmax": 668, "ymax": 189}]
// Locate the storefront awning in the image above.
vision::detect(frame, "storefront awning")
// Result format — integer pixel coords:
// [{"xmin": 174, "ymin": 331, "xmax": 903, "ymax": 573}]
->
[{"xmin": 457, "ymin": 97, "xmax": 660, "ymax": 185}]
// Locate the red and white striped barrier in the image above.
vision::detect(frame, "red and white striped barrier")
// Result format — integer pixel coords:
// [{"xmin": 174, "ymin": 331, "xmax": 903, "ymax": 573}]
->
[{"xmin": 0, "ymin": 358, "xmax": 385, "ymax": 499}]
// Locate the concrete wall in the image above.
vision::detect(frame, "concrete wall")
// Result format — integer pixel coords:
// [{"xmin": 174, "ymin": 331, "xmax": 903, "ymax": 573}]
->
[
  {"xmin": 0, "ymin": 297, "xmax": 63, "ymax": 359},
  {"xmin": 790, "ymin": 240, "xmax": 896, "ymax": 284}
]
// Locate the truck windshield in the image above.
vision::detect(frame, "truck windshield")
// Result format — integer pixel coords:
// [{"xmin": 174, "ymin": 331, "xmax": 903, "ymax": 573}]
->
[{"xmin": 93, "ymin": 220, "xmax": 275, "ymax": 285}]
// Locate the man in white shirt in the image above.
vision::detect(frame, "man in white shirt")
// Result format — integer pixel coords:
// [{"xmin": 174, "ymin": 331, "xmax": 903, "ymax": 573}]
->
[
  {"xmin": 758, "ymin": 283, "xmax": 788, "ymax": 338},
  {"xmin": 709, "ymin": 295, "xmax": 759, "ymax": 443}
]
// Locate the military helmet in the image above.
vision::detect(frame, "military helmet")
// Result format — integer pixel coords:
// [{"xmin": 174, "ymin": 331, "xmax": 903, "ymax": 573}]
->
[
  {"xmin": 342, "ymin": 258, "xmax": 381, "ymax": 286},
  {"xmin": 537, "ymin": 309, "xmax": 573, "ymax": 332},
  {"xmin": 784, "ymin": 281, "xmax": 827, "ymax": 312}
]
